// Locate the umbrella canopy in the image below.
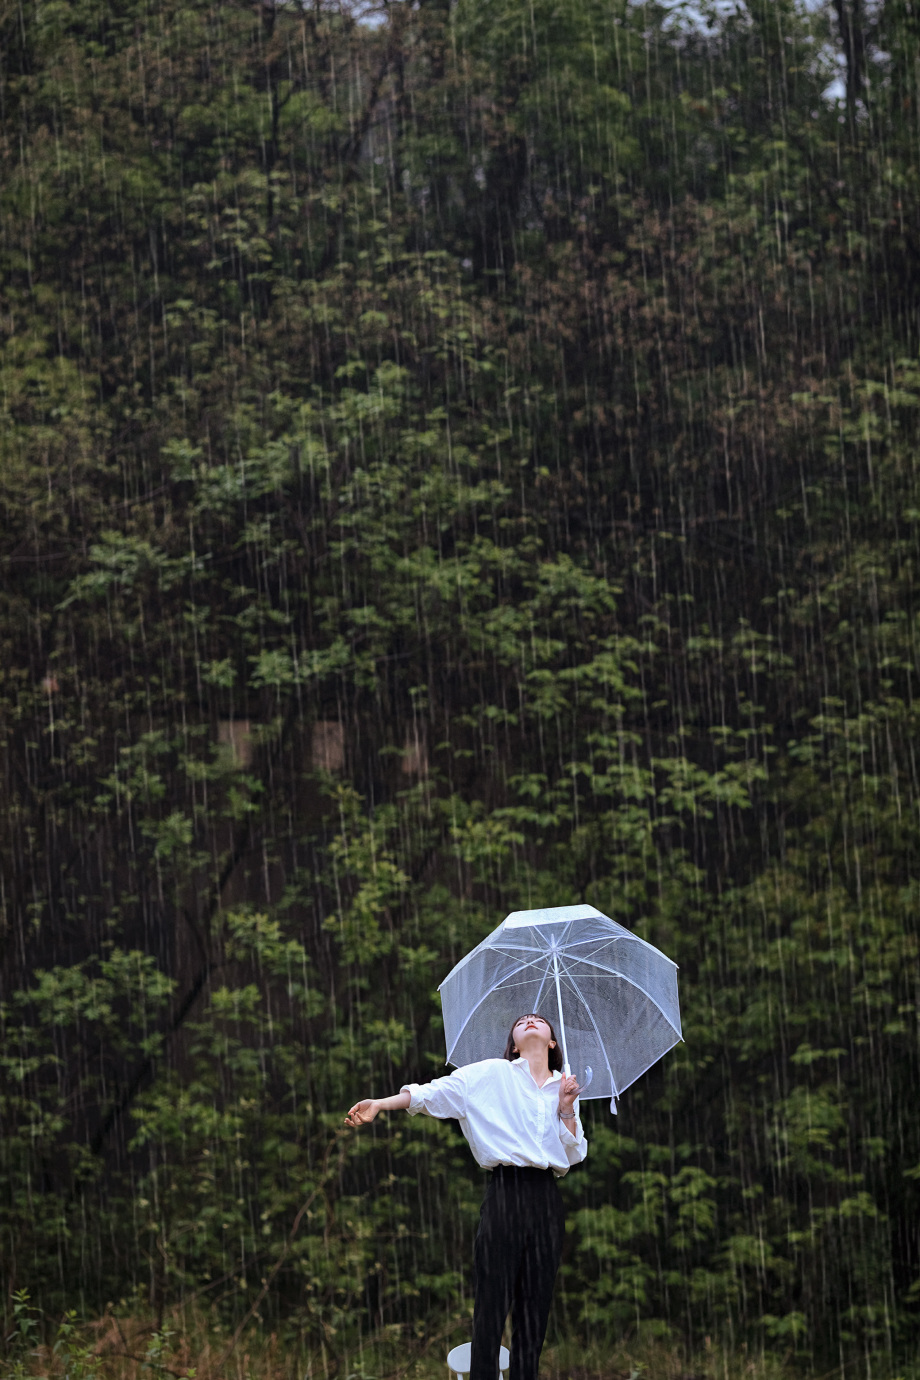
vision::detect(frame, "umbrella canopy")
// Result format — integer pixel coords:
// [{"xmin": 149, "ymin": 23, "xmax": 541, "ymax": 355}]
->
[{"xmin": 438, "ymin": 903, "xmax": 681, "ymax": 1112}]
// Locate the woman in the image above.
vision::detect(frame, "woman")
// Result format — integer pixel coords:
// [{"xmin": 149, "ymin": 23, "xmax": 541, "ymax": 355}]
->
[{"xmin": 345, "ymin": 1013, "xmax": 587, "ymax": 1380}]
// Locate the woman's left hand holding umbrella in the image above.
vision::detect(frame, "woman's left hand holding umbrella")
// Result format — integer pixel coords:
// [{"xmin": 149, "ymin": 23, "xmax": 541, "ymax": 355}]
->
[{"xmin": 558, "ymin": 1073, "xmax": 579, "ymax": 1134}]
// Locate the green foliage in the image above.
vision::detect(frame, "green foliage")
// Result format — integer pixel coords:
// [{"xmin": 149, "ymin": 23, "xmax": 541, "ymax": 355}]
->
[{"xmin": 2, "ymin": 0, "xmax": 920, "ymax": 1373}]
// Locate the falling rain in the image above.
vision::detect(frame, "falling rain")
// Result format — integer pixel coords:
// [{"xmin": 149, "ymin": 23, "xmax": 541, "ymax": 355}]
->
[{"xmin": 0, "ymin": 0, "xmax": 918, "ymax": 1377}]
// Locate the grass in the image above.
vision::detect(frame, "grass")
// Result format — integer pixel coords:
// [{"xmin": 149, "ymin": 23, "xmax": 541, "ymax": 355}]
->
[{"xmin": 0, "ymin": 1301, "xmax": 904, "ymax": 1380}]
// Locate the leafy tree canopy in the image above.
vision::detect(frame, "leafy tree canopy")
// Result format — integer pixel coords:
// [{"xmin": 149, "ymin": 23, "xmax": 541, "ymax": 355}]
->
[{"xmin": 2, "ymin": 0, "xmax": 920, "ymax": 1370}]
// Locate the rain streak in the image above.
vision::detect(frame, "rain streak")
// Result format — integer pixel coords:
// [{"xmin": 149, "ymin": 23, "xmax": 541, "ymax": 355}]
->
[{"xmin": 0, "ymin": 1, "xmax": 918, "ymax": 1378}]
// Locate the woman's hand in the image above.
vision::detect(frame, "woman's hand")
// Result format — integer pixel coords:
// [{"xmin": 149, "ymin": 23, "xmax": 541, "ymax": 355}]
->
[
  {"xmin": 345, "ymin": 1090, "xmax": 411, "ymax": 1127},
  {"xmin": 344, "ymin": 1099, "xmax": 380, "ymax": 1128},
  {"xmin": 558, "ymin": 1074, "xmax": 579, "ymax": 1118}
]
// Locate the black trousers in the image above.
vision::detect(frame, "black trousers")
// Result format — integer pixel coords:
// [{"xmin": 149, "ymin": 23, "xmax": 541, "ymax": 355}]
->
[{"xmin": 469, "ymin": 1166, "xmax": 566, "ymax": 1380}]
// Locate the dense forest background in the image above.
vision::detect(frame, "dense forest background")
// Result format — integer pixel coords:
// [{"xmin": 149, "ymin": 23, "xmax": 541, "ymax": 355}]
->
[{"xmin": 2, "ymin": 0, "xmax": 920, "ymax": 1373}]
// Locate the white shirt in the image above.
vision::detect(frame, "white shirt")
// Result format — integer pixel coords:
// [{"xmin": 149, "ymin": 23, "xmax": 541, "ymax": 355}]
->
[{"xmin": 401, "ymin": 1057, "xmax": 588, "ymax": 1178}]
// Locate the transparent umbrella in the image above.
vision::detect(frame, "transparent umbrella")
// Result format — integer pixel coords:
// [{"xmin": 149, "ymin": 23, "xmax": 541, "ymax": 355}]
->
[{"xmin": 438, "ymin": 903, "xmax": 682, "ymax": 1112}]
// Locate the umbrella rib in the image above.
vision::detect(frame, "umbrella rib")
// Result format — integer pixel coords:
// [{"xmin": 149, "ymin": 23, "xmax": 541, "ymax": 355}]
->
[
  {"xmin": 558, "ymin": 953, "xmax": 682, "ymax": 1037},
  {"xmin": 559, "ymin": 930, "xmax": 679, "ymax": 969},
  {"xmin": 443, "ymin": 959, "xmax": 564, "ymax": 1061},
  {"xmin": 554, "ymin": 957, "xmax": 680, "ymax": 1099},
  {"xmin": 487, "ymin": 941, "xmax": 554, "ymax": 958},
  {"xmin": 498, "ymin": 930, "xmax": 672, "ymax": 974},
  {"xmin": 490, "ymin": 953, "xmax": 561, "ymax": 980},
  {"xmin": 487, "ymin": 922, "xmax": 576, "ymax": 959},
  {"xmin": 554, "ymin": 934, "xmax": 625, "ymax": 959},
  {"xmin": 532, "ymin": 964, "xmax": 552, "ymax": 1013},
  {"xmin": 513, "ymin": 928, "xmax": 677, "ymax": 975},
  {"xmin": 444, "ymin": 970, "xmax": 533, "ymax": 1061},
  {"xmin": 553, "ymin": 957, "xmax": 619, "ymax": 1100},
  {"xmin": 555, "ymin": 938, "xmax": 667, "ymax": 978},
  {"xmin": 484, "ymin": 972, "xmax": 555, "ymax": 993},
  {"xmin": 562, "ymin": 932, "xmax": 675, "ymax": 966}
]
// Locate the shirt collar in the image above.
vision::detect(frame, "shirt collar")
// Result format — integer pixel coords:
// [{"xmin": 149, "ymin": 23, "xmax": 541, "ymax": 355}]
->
[{"xmin": 511, "ymin": 1060, "xmax": 562, "ymax": 1084}]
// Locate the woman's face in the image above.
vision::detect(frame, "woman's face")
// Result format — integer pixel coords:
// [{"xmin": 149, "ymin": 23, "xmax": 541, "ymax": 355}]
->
[{"xmin": 512, "ymin": 1014, "xmax": 553, "ymax": 1050}]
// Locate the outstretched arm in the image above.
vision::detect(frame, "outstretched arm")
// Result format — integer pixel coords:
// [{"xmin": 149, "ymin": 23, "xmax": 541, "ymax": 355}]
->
[
  {"xmin": 344, "ymin": 1089, "xmax": 411, "ymax": 1128},
  {"xmin": 348, "ymin": 1067, "xmax": 468, "ymax": 1127}
]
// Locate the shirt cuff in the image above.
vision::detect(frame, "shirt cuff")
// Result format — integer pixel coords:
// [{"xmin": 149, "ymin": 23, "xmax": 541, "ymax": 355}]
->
[
  {"xmin": 558, "ymin": 1115, "xmax": 584, "ymax": 1146},
  {"xmin": 400, "ymin": 1082, "xmax": 424, "ymax": 1115}
]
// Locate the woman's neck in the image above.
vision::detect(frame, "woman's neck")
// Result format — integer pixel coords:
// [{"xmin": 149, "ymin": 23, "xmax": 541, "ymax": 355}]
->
[{"xmin": 519, "ymin": 1050, "xmax": 551, "ymax": 1086}]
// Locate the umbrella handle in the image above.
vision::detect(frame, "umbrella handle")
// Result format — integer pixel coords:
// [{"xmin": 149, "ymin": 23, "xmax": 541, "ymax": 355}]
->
[{"xmin": 574, "ymin": 1065, "xmax": 593, "ymax": 1095}]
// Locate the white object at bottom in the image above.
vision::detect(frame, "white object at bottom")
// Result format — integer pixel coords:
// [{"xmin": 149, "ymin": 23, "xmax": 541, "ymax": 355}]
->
[{"xmin": 446, "ymin": 1342, "xmax": 509, "ymax": 1379}]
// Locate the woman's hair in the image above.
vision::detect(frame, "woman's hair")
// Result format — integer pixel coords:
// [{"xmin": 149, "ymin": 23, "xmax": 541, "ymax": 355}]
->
[{"xmin": 503, "ymin": 1014, "xmax": 564, "ymax": 1073}]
